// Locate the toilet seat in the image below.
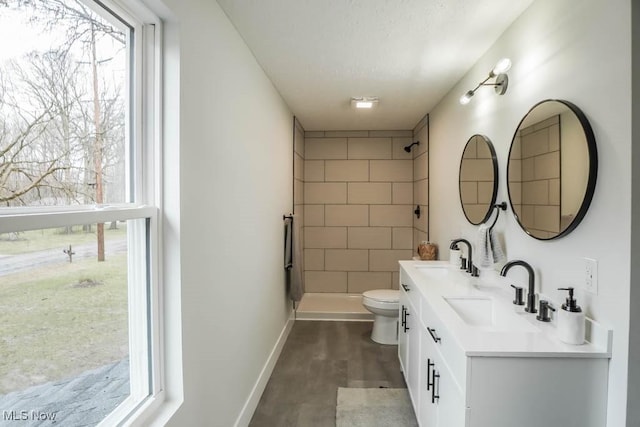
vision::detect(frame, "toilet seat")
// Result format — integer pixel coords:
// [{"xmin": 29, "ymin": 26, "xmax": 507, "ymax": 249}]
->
[
  {"xmin": 363, "ymin": 289, "xmax": 399, "ymax": 303},
  {"xmin": 362, "ymin": 290, "xmax": 399, "ymax": 310}
]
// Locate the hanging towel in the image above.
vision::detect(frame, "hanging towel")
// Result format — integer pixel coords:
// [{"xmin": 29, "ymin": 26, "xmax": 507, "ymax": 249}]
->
[
  {"xmin": 284, "ymin": 217, "xmax": 293, "ymax": 270},
  {"xmin": 476, "ymin": 223, "xmax": 505, "ymax": 268},
  {"xmin": 284, "ymin": 215, "xmax": 304, "ymax": 302}
]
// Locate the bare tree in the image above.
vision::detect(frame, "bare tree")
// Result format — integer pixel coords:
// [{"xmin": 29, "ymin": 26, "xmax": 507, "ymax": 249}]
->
[{"xmin": 3, "ymin": 0, "xmax": 126, "ymax": 261}]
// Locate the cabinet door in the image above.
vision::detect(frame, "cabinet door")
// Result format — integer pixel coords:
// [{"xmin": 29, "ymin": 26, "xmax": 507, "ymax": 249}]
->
[
  {"xmin": 419, "ymin": 331, "xmax": 438, "ymax": 427},
  {"xmin": 398, "ymin": 291, "xmax": 409, "ymax": 374},
  {"xmin": 420, "ymin": 330, "xmax": 465, "ymax": 427},
  {"xmin": 406, "ymin": 302, "xmax": 421, "ymax": 409},
  {"xmin": 434, "ymin": 359, "xmax": 465, "ymax": 427}
]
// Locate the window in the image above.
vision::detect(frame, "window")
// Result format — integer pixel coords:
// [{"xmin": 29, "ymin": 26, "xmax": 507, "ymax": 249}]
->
[{"xmin": 0, "ymin": 0, "xmax": 163, "ymax": 425}]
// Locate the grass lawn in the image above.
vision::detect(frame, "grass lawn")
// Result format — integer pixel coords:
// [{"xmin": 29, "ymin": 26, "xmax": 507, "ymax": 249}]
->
[
  {"xmin": 0, "ymin": 250, "xmax": 129, "ymax": 395},
  {"xmin": 0, "ymin": 225, "xmax": 127, "ymax": 255}
]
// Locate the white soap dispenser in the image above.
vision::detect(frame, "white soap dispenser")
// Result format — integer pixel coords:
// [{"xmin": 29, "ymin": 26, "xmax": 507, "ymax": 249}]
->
[{"xmin": 557, "ymin": 287, "xmax": 585, "ymax": 345}]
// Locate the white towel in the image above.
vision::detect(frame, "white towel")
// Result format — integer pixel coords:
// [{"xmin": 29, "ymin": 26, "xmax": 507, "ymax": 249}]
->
[{"xmin": 476, "ymin": 224, "xmax": 505, "ymax": 268}]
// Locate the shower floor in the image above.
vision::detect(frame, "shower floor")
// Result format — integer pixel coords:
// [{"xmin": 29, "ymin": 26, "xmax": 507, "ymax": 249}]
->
[{"xmin": 296, "ymin": 293, "xmax": 373, "ymax": 321}]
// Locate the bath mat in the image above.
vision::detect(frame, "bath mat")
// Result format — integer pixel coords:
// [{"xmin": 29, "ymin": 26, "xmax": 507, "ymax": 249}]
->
[{"xmin": 336, "ymin": 387, "xmax": 418, "ymax": 427}]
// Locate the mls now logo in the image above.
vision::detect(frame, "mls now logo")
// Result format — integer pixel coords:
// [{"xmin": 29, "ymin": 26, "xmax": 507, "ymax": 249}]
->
[{"xmin": 3, "ymin": 410, "xmax": 57, "ymax": 421}]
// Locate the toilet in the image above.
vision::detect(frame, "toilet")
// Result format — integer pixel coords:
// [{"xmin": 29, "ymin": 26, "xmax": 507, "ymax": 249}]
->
[{"xmin": 362, "ymin": 289, "xmax": 400, "ymax": 345}]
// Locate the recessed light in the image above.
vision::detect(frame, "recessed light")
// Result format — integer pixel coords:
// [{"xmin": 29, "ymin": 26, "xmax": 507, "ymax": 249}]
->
[{"xmin": 351, "ymin": 97, "xmax": 378, "ymax": 109}]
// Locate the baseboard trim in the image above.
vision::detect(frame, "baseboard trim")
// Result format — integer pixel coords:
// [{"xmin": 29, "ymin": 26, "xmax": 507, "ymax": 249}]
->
[{"xmin": 234, "ymin": 311, "xmax": 295, "ymax": 427}]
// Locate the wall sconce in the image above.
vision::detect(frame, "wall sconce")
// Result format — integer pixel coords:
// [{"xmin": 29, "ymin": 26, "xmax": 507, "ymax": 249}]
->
[{"xmin": 459, "ymin": 58, "xmax": 512, "ymax": 105}]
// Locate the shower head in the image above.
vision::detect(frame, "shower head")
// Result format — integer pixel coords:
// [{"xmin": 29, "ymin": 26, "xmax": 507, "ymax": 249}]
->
[{"xmin": 404, "ymin": 141, "xmax": 420, "ymax": 153}]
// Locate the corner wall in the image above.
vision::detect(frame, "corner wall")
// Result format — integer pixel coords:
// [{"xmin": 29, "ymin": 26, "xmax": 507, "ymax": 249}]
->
[
  {"xmin": 161, "ymin": 1, "xmax": 294, "ymax": 425},
  {"xmin": 426, "ymin": 0, "xmax": 631, "ymax": 425}
]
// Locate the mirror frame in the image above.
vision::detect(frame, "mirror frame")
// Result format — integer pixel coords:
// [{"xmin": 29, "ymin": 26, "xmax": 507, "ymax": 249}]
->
[
  {"xmin": 459, "ymin": 134, "xmax": 498, "ymax": 225},
  {"xmin": 506, "ymin": 99, "xmax": 598, "ymax": 240}
]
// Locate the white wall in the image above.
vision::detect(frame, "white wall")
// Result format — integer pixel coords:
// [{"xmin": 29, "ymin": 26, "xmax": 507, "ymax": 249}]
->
[
  {"xmin": 156, "ymin": 0, "xmax": 294, "ymax": 425},
  {"xmin": 426, "ymin": 0, "xmax": 631, "ymax": 425}
]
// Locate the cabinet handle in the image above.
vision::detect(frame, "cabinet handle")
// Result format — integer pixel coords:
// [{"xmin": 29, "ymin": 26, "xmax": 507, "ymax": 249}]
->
[
  {"xmin": 427, "ymin": 327, "xmax": 441, "ymax": 343},
  {"xmin": 426, "ymin": 358, "xmax": 435, "ymax": 391},
  {"xmin": 401, "ymin": 283, "xmax": 410, "ymax": 292},
  {"xmin": 431, "ymin": 371, "xmax": 440, "ymax": 403},
  {"xmin": 401, "ymin": 305, "xmax": 406, "ymax": 327},
  {"xmin": 404, "ymin": 310, "xmax": 410, "ymax": 332}
]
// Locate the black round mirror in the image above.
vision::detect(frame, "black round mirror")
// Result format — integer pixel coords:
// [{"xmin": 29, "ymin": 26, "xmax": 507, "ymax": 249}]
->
[
  {"xmin": 507, "ymin": 100, "xmax": 597, "ymax": 240},
  {"xmin": 459, "ymin": 134, "xmax": 498, "ymax": 225}
]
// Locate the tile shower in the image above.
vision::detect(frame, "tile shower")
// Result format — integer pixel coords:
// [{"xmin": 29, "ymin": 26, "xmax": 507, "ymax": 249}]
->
[{"xmin": 295, "ymin": 118, "xmax": 429, "ymax": 300}]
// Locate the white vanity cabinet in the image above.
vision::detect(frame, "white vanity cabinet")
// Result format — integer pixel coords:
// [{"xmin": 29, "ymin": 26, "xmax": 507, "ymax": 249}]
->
[
  {"xmin": 398, "ymin": 262, "xmax": 611, "ymax": 427},
  {"xmin": 398, "ymin": 276, "xmax": 422, "ymax": 411}
]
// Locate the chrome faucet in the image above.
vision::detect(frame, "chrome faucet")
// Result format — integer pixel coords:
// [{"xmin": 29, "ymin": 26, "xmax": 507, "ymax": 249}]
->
[
  {"xmin": 500, "ymin": 260, "xmax": 537, "ymax": 313},
  {"xmin": 450, "ymin": 238, "xmax": 476, "ymax": 276}
]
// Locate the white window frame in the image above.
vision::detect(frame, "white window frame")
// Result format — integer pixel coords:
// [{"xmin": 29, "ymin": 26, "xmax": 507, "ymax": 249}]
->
[{"xmin": 0, "ymin": 0, "xmax": 166, "ymax": 425}]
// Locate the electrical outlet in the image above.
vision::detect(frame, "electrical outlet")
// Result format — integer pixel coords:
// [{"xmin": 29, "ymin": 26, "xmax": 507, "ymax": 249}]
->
[{"xmin": 584, "ymin": 258, "xmax": 598, "ymax": 294}]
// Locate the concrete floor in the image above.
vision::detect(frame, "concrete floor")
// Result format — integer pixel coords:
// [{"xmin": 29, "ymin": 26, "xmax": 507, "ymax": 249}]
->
[{"xmin": 249, "ymin": 321, "xmax": 406, "ymax": 427}]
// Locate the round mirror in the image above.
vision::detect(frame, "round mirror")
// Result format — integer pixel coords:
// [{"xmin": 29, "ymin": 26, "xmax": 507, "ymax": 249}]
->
[
  {"xmin": 459, "ymin": 134, "xmax": 498, "ymax": 225},
  {"xmin": 507, "ymin": 99, "xmax": 597, "ymax": 240}
]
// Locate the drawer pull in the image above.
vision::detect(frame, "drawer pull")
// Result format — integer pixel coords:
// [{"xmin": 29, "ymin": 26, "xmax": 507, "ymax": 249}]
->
[
  {"xmin": 427, "ymin": 358, "xmax": 435, "ymax": 391},
  {"xmin": 403, "ymin": 311, "xmax": 410, "ymax": 332},
  {"xmin": 432, "ymin": 371, "xmax": 440, "ymax": 403},
  {"xmin": 401, "ymin": 283, "xmax": 410, "ymax": 292},
  {"xmin": 427, "ymin": 327, "xmax": 441, "ymax": 343}
]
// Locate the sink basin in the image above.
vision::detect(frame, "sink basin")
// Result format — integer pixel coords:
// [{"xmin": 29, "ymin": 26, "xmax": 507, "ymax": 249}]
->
[
  {"xmin": 444, "ymin": 296, "xmax": 538, "ymax": 332},
  {"xmin": 414, "ymin": 265, "xmax": 449, "ymax": 280},
  {"xmin": 444, "ymin": 297, "xmax": 493, "ymax": 326}
]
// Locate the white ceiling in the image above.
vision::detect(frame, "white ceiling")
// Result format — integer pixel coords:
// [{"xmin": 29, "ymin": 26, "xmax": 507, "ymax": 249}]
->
[{"xmin": 216, "ymin": 0, "xmax": 534, "ymax": 131}]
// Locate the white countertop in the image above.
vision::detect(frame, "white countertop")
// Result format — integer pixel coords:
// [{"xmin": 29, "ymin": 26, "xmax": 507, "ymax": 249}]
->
[{"xmin": 399, "ymin": 260, "xmax": 612, "ymax": 358}]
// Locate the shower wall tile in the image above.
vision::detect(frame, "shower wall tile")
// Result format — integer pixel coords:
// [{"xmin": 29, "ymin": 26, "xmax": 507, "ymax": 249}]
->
[
  {"xmin": 325, "ymin": 205, "xmax": 368, "ymax": 226},
  {"xmin": 414, "ymin": 153, "xmax": 428, "ymax": 180},
  {"xmin": 294, "ymin": 152, "xmax": 304, "ymax": 180},
  {"xmin": 392, "ymin": 272, "xmax": 400, "ymax": 290},
  {"xmin": 304, "ymin": 182, "xmax": 347, "ymax": 204},
  {"xmin": 305, "ymin": 205, "xmax": 325, "ymax": 226},
  {"xmin": 369, "ymin": 130, "xmax": 413, "ymax": 138},
  {"xmin": 324, "ymin": 130, "xmax": 369, "ymax": 138},
  {"xmin": 370, "ymin": 205, "xmax": 413, "ymax": 227},
  {"xmin": 414, "ymin": 179, "xmax": 428, "ymax": 206},
  {"xmin": 348, "ymin": 183, "xmax": 392, "ymax": 204},
  {"xmin": 325, "ymin": 160, "xmax": 369, "ymax": 182},
  {"xmin": 305, "ymin": 271, "xmax": 347, "ymax": 293},
  {"xmin": 305, "ymin": 160, "xmax": 325, "ymax": 182},
  {"xmin": 305, "ymin": 138, "xmax": 347, "ymax": 159},
  {"xmin": 347, "ymin": 137, "xmax": 392, "ymax": 159},
  {"xmin": 348, "ymin": 272, "xmax": 392, "ymax": 293},
  {"xmin": 392, "ymin": 183, "xmax": 413, "ymax": 205},
  {"xmin": 369, "ymin": 250, "xmax": 413, "ymax": 272},
  {"xmin": 370, "ymin": 160, "xmax": 413, "ymax": 182},
  {"xmin": 392, "ymin": 228, "xmax": 413, "ymax": 250},
  {"xmin": 305, "ymin": 227, "xmax": 347, "ymax": 248},
  {"xmin": 348, "ymin": 227, "xmax": 392, "ymax": 249},
  {"xmin": 304, "ymin": 249, "xmax": 325, "ymax": 270},
  {"xmin": 325, "ymin": 249, "xmax": 369, "ymax": 271}
]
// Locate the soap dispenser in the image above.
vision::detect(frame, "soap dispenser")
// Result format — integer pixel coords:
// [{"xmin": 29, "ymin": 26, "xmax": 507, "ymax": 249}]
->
[{"xmin": 557, "ymin": 287, "xmax": 585, "ymax": 345}]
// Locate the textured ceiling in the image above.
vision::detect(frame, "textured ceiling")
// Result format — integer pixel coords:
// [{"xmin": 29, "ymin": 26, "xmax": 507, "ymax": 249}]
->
[{"xmin": 216, "ymin": 0, "xmax": 534, "ymax": 131}]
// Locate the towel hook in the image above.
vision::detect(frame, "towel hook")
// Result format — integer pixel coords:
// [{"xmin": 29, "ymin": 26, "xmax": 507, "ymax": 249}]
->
[{"xmin": 487, "ymin": 202, "xmax": 507, "ymax": 231}]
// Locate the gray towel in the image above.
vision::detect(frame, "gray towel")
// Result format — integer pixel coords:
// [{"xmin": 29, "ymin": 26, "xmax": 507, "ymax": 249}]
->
[
  {"xmin": 285, "ymin": 215, "xmax": 304, "ymax": 302},
  {"xmin": 284, "ymin": 217, "xmax": 293, "ymax": 270}
]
